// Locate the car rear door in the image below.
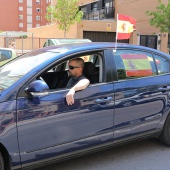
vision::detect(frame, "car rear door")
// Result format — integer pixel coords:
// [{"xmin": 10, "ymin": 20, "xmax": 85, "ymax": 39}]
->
[
  {"xmin": 16, "ymin": 50, "xmax": 114, "ymax": 166},
  {"xmin": 112, "ymin": 48, "xmax": 170, "ymax": 142}
]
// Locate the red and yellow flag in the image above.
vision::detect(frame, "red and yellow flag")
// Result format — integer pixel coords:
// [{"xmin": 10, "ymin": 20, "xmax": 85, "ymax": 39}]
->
[
  {"xmin": 117, "ymin": 14, "xmax": 136, "ymax": 40},
  {"xmin": 121, "ymin": 54, "xmax": 152, "ymax": 77}
]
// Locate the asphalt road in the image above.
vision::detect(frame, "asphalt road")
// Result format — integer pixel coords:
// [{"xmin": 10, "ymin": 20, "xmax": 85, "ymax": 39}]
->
[{"xmin": 33, "ymin": 138, "xmax": 170, "ymax": 170}]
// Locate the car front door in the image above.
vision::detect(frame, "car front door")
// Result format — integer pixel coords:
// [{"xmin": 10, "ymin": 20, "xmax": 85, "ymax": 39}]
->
[
  {"xmin": 112, "ymin": 49, "xmax": 170, "ymax": 142},
  {"xmin": 16, "ymin": 50, "xmax": 114, "ymax": 166}
]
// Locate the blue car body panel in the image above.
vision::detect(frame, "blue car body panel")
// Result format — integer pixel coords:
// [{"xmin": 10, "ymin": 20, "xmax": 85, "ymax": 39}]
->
[
  {"xmin": 0, "ymin": 100, "xmax": 21, "ymax": 168},
  {"xmin": 113, "ymin": 75, "xmax": 170, "ymax": 141}
]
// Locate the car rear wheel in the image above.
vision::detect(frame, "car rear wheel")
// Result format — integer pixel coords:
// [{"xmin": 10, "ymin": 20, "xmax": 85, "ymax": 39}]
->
[
  {"xmin": 0, "ymin": 152, "xmax": 4, "ymax": 170},
  {"xmin": 159, "ymin": 114, "xmax": 170, "ymax": 146}
]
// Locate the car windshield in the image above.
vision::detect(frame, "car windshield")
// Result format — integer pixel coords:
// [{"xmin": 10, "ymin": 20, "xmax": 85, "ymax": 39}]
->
[{"xmin": 0, "ymin": 50, "xmax": 59, "ymax": 90}]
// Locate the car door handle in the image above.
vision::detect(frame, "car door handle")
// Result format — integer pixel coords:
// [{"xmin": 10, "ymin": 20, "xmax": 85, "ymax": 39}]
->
[{"xmin": 94, "ymin": 96, "xmax": 113, "ymax": 104}]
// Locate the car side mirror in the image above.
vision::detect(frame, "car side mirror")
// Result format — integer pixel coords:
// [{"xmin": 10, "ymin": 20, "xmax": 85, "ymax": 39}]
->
[{"xmin": 25, "ymin": 80, "xmax": 49, "ymax": 96}]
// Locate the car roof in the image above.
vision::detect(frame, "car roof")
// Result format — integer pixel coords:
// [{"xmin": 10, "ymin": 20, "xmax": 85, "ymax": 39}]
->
[
  {"xmin": 41, "ymin": 42, "xmax": 170, "ymax": 58},
  {"xmin": 47, "ymin": 38, "xmax": 91, "ymax": 42},
  {"xmin": 0, "ymin": 47, "xmax": 15, "ymax": 51}
]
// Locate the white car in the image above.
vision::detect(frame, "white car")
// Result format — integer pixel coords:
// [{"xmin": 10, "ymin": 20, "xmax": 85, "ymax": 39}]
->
[
  {"xmin": 0, "ymin": 48, "xmax": 17, "ymax": 66},
  {"xmin": 43, "ymin": 38, "xmax": 92, "ymax": 47}
]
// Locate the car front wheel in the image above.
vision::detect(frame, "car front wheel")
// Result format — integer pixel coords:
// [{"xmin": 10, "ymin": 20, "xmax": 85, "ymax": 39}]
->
[
  {"xmin": 159, "ymin": 114, "xmax": 170, "ymax": 146},
  {"xmin": 0, "ymin": 152, "xmax": 4, "ymax": 170}
]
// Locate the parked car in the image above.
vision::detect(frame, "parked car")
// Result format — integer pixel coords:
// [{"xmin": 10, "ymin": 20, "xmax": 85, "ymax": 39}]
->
[
  {"xmin": 0, "ymin": 42, "xmax": 170, "ymax": 169},
  {"xmin": 43, "ymin": 38, "xmax": 92, "ymax": 47},
  {"xmin": 0, "ymin": 48, "xmax": 17, "ymax": 66}
]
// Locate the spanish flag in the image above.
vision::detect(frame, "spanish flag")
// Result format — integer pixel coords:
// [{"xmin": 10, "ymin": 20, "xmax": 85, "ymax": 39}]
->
[
  {"xmin": 121, "ymin": 54, "xmax": 152, "ymax": 77},
  {"xmin": 117, "ymin": 14, "xmax": 136, "ymax": 40}
]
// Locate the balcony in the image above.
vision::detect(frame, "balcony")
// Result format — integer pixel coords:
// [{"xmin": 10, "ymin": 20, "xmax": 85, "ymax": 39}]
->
[{"xmin": 82, "ymin": 7, "xmax": 115, "ymax": 20}]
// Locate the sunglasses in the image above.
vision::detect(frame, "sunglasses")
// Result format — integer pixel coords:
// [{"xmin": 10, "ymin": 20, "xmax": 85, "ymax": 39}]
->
[{"xmin": 68, "ymin": 65, "xmax": 82, "ymax": 70}]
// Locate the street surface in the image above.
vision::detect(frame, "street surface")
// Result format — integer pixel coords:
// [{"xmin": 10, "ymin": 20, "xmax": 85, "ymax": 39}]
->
[{"xmin": 33, "ymin": 139, "xmax": 170, "ymax": 170}]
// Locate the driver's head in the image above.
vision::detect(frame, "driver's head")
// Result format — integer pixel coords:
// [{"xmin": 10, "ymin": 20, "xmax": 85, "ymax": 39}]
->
[{"xmin": 68, "ymin": 58, "xmax": 84, "ymax": 78}]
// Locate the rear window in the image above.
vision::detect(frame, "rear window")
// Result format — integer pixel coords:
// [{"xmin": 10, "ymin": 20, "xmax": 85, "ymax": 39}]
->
[{"xmin": 114, "ymin": 49, "xmax": 157, "ymax": 80}]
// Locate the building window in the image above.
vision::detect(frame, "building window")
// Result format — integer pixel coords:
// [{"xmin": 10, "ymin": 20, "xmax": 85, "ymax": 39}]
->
[
  {"xmin": 27, "ymin": 16, "xmax": 32, "ymax": 22},
  {"xmin": 36, "ymin": 16, "xmax": 40, "ymax": 20},
  {"xmin": 36, "ymin": 8, "xmax": 40, "ymax": 12},
  {"xmin": 19, "ymin": 7, "xmax": 23, "ymax": 11},
  {"xmin": 92, "ymin": 2, "xmax": 97, "ymax": 10},
  {"xmin": 105, "ymin": 1, "xmax": 113, "ymax": 8},
  {"xmin": 27, "ymin": 8, "xmax": 32, "ymax": 15},
  {"xmin": 27, "ymin": 23, "xmax": 32, "ymax": 29},
  {"xmin": 27, "ymin": 0, "xmax": 32, "ymax": 6},
  {"xmin": 19, "ymin": 0, "xmax": 23, "ymax": 3},
  {"xmin": 36, "ymin": 0, "xmax": 40, "ymax": 4},
  {"xmin": 80, "ymin": 6, "xmax": 87, "ymax": 13},
  {"xmin": 104, "ymin": 1, "xmax": 114, "ymax": 18},
  {"xmin": 19, "ymin": 15, "xmax": 23, "ymax": 20},
  {"xmin": 19, "ymin": 23, "xmax": 23, "ymax": 28},
  {"xmin": 36, "ymin": 24, "xmax": 40, "ymax": 27}
]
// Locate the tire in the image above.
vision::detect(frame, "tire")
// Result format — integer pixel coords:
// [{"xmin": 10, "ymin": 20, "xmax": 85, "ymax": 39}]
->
[
  {"xmin": 159, "ymin": 114, "xmax": 170, "ymax": 146},
  {"xmin": 0, "ymin": 152, "xmax": 4, "ymax": 170}
]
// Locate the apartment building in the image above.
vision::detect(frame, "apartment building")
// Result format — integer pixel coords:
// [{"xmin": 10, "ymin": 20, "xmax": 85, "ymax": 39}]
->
[{"xmin": 0, "ymin": 0, "xmax": 51, "ymax": 32}]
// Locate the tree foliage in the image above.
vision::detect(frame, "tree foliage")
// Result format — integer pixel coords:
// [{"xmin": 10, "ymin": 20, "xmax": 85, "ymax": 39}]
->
[
  {"xmin": 146, "ymin": 0, "xmax": 170, "ymax": 33},
  {"xmin": 46, "ymin": 0, "xmax": 83, "ymax": 38}
]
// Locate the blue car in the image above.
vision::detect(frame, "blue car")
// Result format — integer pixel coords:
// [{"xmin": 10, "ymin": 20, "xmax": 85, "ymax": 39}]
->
[{"xmin": 0, "ymin": 42, "xmax": 170, "ymax": 169}]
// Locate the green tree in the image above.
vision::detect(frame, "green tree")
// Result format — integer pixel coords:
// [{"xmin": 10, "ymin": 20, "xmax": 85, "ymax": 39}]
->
[
  {"xmin": 46, "ymin": 0, "xmax": 83, "ymax": 38},
  {"xmin": 146, "ymin": 0, "xmax": 170, "ymax": 33}
]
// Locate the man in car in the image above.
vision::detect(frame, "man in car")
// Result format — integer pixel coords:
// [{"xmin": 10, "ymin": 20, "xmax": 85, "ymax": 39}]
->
[{"xmin": 66, "ymin": 58, "xmax": 90, "ymax": 105}]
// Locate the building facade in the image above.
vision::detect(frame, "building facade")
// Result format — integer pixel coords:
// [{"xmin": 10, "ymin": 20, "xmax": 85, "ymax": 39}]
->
[
  {"xmin": 27, "ymin": 0, "xmax": 169, "ymax": 53},
  {"xmin": 0, "ymin": 0, "xmax": 169, "ymax": 53},
  {"xmin": 0, "ymin": 0, "xmax": 51, "ymax": 32},
  {"xmin": 77, "ymin": 0, "xmax": 169, "ymax": 53}
]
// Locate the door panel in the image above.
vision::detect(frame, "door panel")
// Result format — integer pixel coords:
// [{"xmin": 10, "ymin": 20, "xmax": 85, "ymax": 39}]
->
[
  {"xmin": 113, "ymin": 49, "xmax": 170, "ymax": 141},
  {"xmin": 113, "ymin": 76, "xmax": 168, "ymax": 141},
  {"xmin": 17, "ymin": 84, "xmax": 114, "ymax": 165}
]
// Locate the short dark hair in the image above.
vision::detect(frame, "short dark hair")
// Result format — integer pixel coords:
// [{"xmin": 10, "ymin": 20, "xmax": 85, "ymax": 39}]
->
[{"xmin": 69, "ymin": 58, "xmax": 84, "ymax": 67}]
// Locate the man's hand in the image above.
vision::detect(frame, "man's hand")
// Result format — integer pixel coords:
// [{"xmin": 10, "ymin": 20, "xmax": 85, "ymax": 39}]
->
[
  {"xmin": 66, "ymin": 79, "xmax": 89, "ymax": 105},
  {"xmin": 66, "ymin": 88, "xmax": 75, "ymax": 105}
]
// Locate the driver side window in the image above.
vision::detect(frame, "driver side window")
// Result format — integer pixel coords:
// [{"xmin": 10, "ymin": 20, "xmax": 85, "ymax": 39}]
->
[{"xmin": 38, "ymin": 52, "xmax": 103, "ymax": 90}]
